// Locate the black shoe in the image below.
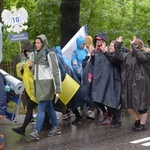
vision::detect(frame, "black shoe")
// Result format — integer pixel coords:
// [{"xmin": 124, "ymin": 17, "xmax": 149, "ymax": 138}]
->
[
  {"xmin": 72, "ymin": 116, "xmax": 82, "ymax": 124},
  {"xmin": 132, "ymin": 120, "xmax": 140, "ymax": 131},
  {"xmin": 12, "ymin": 127, "xmax": 25, "ymax": 135},
  {"xmin": 110, "ymin": 121, "xmax": 121, "ymax": 128},
  {"xmin": 30, "ymin": 117, "xmax": 37, "ymax": 123},
  {"xmin": 134, "ymin": 124, "xmax": 147, "ymax": 132}
]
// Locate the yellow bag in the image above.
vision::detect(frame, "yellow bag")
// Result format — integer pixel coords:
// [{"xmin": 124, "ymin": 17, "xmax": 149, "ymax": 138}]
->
[{"xmin": 59, "ymin": 74, "xmax": 80, "ymax": 105}]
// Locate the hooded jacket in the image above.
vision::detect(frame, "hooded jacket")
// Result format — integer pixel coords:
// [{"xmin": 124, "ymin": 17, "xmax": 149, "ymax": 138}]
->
[
  {"xmin": 23, "ymin": 41, "xmax": 34, "ymax": 58},
  {"xmin": 16, "ymin": 60, "xmax": 38, "ymax": 104},
  {"xmin": 34, "ymin": 34, "xmax": 62, "ymax": 101},
  {"xmin": 88, "ymin": 52, "xmax": 121, "ymax": 108},
  {"xmin": 93, "ymin": 32, "xmax": 108, "ymax": 47},
  {"xmin": 84, "ymin": 32, "xmax": 121, "ymax": 109},
  {"xmin": 16, "ymin": 41, "xmax": 38, "ymax": 104},
  {"xmin": 71, "ymin": 36, "xmax": 88, "ymax": 78}
]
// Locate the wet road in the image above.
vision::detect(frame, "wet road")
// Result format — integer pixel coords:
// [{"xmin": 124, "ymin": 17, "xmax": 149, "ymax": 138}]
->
[{"xmin": 1, "ymin": 111, "xmax": 150, "ymax": 150}]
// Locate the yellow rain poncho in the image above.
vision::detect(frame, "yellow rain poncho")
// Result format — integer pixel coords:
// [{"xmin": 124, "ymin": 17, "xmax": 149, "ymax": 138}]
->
[{"xmin": 16, "ymin": 60, "xmax": 38, "ymax": 104}]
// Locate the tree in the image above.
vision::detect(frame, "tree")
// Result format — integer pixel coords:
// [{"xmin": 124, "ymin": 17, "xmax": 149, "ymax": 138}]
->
[
  {"xmin": 60, "ymin": 0, "xmax": 80, "ymax": 48},
  {"xmin": 1, "ymin": 0, "xmax": 36, "ymax": 61},
  {"xmin": 0, "ymin": 0, "xmax": 3, "ymax": 22},
  {"xmin": 80, "ymin": 0, "xmax": 150, "ymax": 46},
  {"xmin": 1, "ymin": 0, "xmax": 150, "ymax": 61},
  {"xmin": 31, "ymin": 0, "xmax": 61, "ymax": 47}
]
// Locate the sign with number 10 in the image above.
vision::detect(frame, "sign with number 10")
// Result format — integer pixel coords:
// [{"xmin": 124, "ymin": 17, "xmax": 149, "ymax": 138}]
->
[
  {"xmin": 12, "ymin": 16, "xmax": 20, "ymax": 24},
  {"xmin": 1, "ymin": 7, "xmax": 28, "ymax": 33}
]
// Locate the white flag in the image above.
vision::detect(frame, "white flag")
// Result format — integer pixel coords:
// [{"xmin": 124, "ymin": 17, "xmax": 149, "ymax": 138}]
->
[{"xmin": 62, "ymin": 25, "xmax": 88, "ymax": 61}]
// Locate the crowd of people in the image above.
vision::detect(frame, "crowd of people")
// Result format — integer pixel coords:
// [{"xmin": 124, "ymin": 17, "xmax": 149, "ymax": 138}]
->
[{"xmin": 1, "ymin": 32, "xmax": 150, "ymax": 143}]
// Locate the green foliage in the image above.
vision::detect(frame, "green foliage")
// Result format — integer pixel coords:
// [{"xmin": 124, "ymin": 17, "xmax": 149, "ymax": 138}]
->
[
  {"xmin": 1, "ymin": 0, "xmax": 150, "ymax": 61},
  {"xmin": 80, "ymin": 0, "xmax": 150, "ymax": 47},
  {"xmin": 2, "ymin": 0, "xmax": 61, "ymax": 61},
  {"xmin": 2, "ymin": 0, "xmax": 36, "ymax": 61},
  {"xmin": 31, "ymin": 0, "xmax": 61, "ymax": 47}
]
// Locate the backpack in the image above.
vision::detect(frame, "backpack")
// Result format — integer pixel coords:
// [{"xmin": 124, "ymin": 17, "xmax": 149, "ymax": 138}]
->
[
  {"xmin": 46, "ymin": 49, "xmax": 66, "ymax": 82},
  {"xmin": 56, "ymin": 54, "xmax": 66, "ymax": 82}
]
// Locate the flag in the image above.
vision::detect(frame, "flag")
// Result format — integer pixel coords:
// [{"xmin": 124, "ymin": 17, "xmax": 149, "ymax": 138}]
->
[{"xmin": 62, "ymin": 25, "xmax": 88, "ymax": 61}]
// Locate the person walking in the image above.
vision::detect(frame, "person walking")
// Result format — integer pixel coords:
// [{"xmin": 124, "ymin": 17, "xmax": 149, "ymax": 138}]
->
[
  {"xmin": 11, "ymin": 41, "xmax": 31, "ymax": 108},
  {"xmin": 12, "ymin": 41, "xmax": 38, "ymax": 135},
  {"xmin": 28, "ymin": 34, "xmax": 62, "ymax": 140}
]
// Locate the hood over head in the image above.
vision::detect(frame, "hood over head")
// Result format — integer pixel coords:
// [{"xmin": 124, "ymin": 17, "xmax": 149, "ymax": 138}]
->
[
  {"xmin": 93, "ymin": 32, "xmax": 108, "ymax": 46},
  {"xmin": 76, "ymin": 36, "xmax": 86, "ymax": 50},
  {"xmin": 22, "ymin": 40, "xmax": 33, "ymax": 51},
  {"xmin": 35, "ymin": 34, "xmax": 49, "ymax": 52},
  {"xmin": 22, "ymin": 40, "xmax": 34, "ymax": 57}
]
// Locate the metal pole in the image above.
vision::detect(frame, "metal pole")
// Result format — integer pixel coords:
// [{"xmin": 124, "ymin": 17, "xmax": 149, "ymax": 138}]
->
[{"xmin": 18, "ymin": 41, "xmax": 22, "ymax": 52}]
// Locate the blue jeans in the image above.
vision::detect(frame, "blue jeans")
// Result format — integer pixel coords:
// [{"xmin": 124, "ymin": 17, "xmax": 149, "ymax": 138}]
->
[{"xmin": 34, "ymin": 100, "xmax": 58, "ymax": 132}]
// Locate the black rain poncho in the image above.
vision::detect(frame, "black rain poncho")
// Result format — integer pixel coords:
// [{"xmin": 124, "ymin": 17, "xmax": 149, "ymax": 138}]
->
[{"xmin": 115, "ymin": 41, "xmax": 150, "ymax": 110}]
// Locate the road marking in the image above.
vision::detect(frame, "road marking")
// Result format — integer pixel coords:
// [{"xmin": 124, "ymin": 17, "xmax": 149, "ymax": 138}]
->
[
  {"xmin": 130, "ymin": 137, "xmax": 150, "ymax": 144},
  {"xmin": 141, "ymin": 142, "xmax": 150, "ymax": 146}
]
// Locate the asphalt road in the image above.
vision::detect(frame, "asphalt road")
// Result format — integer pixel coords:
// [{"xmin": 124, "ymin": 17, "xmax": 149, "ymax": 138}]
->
[{"xmin": 1, "ymin": 111, "xmax": 150, "ymax": 150}]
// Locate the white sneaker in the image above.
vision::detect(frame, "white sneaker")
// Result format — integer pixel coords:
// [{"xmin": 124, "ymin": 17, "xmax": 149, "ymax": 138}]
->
[{"xmin": 46, "ymin": 127, "xmax": 61, "ymax": 137}]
